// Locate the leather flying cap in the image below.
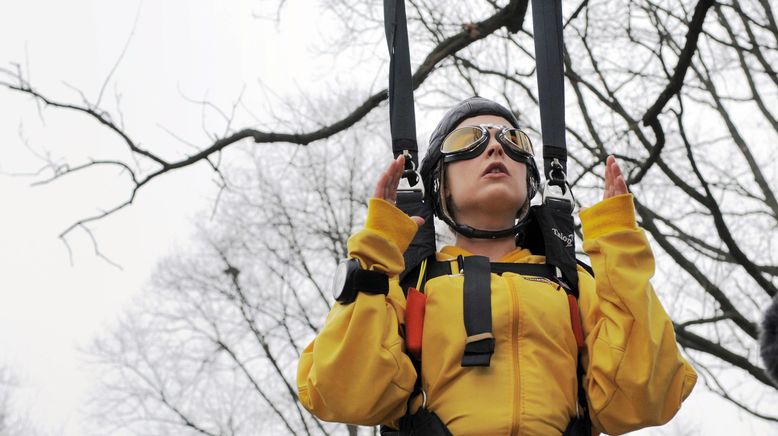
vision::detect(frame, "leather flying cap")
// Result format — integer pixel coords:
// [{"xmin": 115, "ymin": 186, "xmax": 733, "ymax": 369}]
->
[
  {"xmin": 420, "ymin": 97, "xmax": 539, "ymax": 225},
  {"xmin": 420, "ymin": 97, "xmax": 521, "ymax": 196}
]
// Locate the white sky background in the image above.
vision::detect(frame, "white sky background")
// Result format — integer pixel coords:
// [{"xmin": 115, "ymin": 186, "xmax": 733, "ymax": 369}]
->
[{"xmin": 0, "ymin": 1, "xmax": 776, "ymax": 435}]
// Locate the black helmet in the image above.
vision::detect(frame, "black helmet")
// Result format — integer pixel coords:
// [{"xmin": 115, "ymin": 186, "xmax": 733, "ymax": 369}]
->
[{"xmin": 419, "ymin": 97, "xmax": 540, "ymax": 239}]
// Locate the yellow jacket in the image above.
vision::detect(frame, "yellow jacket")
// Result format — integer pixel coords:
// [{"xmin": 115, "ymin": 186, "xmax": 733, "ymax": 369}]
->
[{"xmin": 297, "ymin": 193, "xmax": 696, "ymax": 435}]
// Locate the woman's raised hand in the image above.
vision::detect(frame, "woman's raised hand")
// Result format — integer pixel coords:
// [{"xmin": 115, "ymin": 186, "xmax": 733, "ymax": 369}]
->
[
  {"xmin": 374, "ymin": 155, "xmax": 425, "ymax": 228},
  {"xmin": 603, "ymin": 155, "xmax": 628, "ymax": 200},
  {"xmin": 580, "ymin": 155, "xmax": 629, "ymax": 214}
]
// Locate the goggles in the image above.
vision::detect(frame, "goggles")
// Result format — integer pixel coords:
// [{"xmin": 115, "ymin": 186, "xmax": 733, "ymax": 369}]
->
[{"xmin": 440, "ymin": 124, "xmax": 534, "ymax": 164}]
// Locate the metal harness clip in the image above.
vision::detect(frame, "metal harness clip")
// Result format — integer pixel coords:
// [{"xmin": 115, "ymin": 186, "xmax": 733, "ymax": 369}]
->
[
  {"xmin": 541, "ymin": 158, "xmax": 574, "ymax": 213},
  {"xmin": 398, "ymin": 150, "xmax": 425, "ymax": 197}
]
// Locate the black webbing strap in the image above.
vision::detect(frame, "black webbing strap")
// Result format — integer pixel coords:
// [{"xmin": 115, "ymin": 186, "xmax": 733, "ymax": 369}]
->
[
  {"xmin": 531, "ymin": 0, "xmax": 567, "ymax": 179},
  {"xmin": 425, "ymin": 258, "xmax": 558, "ymax": 282},
  {"xmin": 397, "ymin": 192, "xmax": 436, "ymax": 284},
  {"xmin": 384, "ymin": 0, "xmax": 435, "ymax": 281},
  {"xmin": 383, "ymin": 0, "xmax": 419, "ymax": 178},
  {"xmin": 535, "ymin": 202, "xmax": 580, "ymax": 295},
  {"xmin": 353, "ymin": 269, "xmax": 390, "ymax": 294},
  {"xmin": 461, "ymin": 256, "xmax": 495, "ymax": 367},
  {"xmin": 529, "ymin": 0, "xmax": 581, "ymax": 299}
]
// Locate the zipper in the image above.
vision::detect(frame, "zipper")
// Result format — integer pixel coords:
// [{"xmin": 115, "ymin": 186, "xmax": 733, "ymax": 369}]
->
[
  {"xmin": 508, "ymin": 277, "xmax": 520, "ymax": 436},
  {"xmin": 522, "ymin": 275, "xmax": 558, "ymax": 287}
]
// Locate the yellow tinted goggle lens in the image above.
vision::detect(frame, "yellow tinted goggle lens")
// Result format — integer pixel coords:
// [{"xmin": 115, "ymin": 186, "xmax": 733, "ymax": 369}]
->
[
  {"xmin": 441, "ymin": 127, "xmax": 483, "ymax": 153},
  {"xmin": 502, "ymin": 129, "xmax": 534, "ymax": 155}
]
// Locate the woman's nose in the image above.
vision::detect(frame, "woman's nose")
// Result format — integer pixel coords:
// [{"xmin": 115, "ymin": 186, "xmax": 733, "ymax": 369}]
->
[{"xmin": 485, "ymin": 130, "xmax": 505, "ymax": 157}]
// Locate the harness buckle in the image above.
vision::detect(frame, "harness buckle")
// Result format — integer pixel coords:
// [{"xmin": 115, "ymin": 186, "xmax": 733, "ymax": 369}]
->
[
  {"xmin": 541, "ymin": 180, "xmax": 573, "ymax": 207},
  {"xmin": 397, "ymin": 174, "xmax": 425, "ymax": 197}
]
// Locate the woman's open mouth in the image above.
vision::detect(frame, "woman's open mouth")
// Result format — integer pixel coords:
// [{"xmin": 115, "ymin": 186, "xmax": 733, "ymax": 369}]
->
[{"xmin": 482, "ymin": 162, "xmax": 509, "ymax": 179}]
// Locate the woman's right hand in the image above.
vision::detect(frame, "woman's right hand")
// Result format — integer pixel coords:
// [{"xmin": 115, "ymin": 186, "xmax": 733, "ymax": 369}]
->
[{"xmin": 374, "ymin": 154, "xmax": 426, "ymax": 228}]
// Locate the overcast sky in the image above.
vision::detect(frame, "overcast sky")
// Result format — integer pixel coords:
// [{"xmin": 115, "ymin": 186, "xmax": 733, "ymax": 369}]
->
[{"xmin": 1, "ymin": 1, "xmax": 776, "ymax": 435}]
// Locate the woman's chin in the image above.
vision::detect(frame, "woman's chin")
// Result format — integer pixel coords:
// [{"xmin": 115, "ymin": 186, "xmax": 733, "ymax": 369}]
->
[
  {"xmin": 455, "ymin": 193, "xmax": 525, "ymax": 223},
  {"xmin": 475, "ymin": 186, "xmax": 525, "ymax": 210}
]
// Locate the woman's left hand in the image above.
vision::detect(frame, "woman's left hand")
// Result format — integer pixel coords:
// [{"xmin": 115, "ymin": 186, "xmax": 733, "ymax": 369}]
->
[{"xmin": 603, "ymin": 155, "xmax": 628, "ymax": 200}]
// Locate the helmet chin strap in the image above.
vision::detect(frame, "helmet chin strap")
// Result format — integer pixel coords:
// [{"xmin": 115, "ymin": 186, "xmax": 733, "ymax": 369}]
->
[
  {"xmin": 449, "ymin": 221, "xmax": 525, "ymax": 240},
  {"xmin": 435, "ymin": 166, "xmax": 532, "ymax": 240}
]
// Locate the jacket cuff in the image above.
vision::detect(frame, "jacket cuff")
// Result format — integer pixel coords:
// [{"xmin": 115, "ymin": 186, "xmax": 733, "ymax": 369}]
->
[
  {"xmin": 364, "ymin": 198, "xmax": 419, "ymax": 253},
  {"xmin": 579, "ymin": 193, "xmax": 638, "ymax": 240}
]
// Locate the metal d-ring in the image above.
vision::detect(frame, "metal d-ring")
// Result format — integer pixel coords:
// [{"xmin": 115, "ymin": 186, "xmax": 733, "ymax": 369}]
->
[
  {"xmin": 402, "ymin": 150, "xmax": 416, "ymax": 171},
  {"xmin": 398, "ymin": 150, "xmax": 425, "ymax": 196},
  {"xmin": 549, "ymin": 158, "xmax": 566, "ymax": 180},
  {"xmin": 542, "ymin": 159, "xmax": 575, "ymax": 209}
]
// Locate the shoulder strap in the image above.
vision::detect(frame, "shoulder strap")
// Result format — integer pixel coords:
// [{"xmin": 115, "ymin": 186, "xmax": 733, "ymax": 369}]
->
[
  {"xmin": 385, "ymin": 0, "xmax": 437, "ymax": 285},
  {"xmin": 384, "ymin": 0, "xmax": 418, "ymax": 167},
  {"xmin": 531, "ymin": 0, "xmax": 567, "ymax": 178},
  {"xmin": 577, "ymin": 259, "xmax": 594, "ymax": 277}
]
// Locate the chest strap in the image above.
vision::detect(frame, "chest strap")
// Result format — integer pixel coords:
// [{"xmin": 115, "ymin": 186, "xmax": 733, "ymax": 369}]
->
[
  {"xmin": 425, "ymin": 257, "xmax": 558, "ymax": 282},
  {"xmin": 461, "ymin": 256, "xmax": 494, "ymax": 367}
]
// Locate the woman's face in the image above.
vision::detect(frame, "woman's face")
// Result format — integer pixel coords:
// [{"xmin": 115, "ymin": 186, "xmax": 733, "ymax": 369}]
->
[{"xmin": 444, "ymin": 114, "xmax": 529, "ymax": 226}]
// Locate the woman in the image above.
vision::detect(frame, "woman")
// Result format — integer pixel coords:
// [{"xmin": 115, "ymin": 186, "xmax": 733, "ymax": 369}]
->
[{"xmin": 297, "ymin": 97, "xmax": 697, "ymax": 435}]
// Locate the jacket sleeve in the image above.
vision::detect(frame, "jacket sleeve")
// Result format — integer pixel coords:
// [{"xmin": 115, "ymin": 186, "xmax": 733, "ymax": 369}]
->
[
  {"xmin": 577, "ymin": 193, "xmax": 697, "ymax": 435},
  {"xmin": 296, "ymin": 198, "xmax": 418, "ymax": 426}
]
